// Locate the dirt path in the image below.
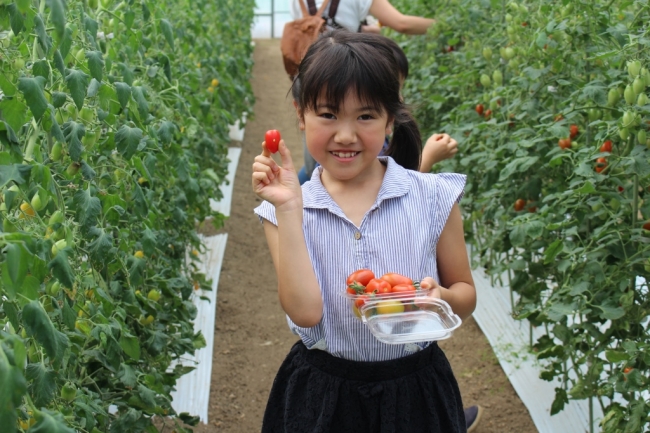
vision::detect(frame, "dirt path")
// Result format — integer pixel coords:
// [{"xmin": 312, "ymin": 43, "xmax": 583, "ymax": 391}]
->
[{"xmin": 193, "ymin": 39, "xmax": 538, "ymax": 433}]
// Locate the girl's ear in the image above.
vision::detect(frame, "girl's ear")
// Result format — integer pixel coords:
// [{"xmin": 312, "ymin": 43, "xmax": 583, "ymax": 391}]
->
[{"xmin": 385, "ymin": 123, "xmax": 393, "ymax": 135}]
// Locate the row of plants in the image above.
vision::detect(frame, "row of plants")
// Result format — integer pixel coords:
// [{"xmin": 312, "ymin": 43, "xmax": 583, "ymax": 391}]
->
[
  {"xmin": 390, "ymin": 0, "xmax": 649, "ymax": 431},
  {"xmin": 0, "ymin": 0, "xmax": 254, "ymax": 431}
]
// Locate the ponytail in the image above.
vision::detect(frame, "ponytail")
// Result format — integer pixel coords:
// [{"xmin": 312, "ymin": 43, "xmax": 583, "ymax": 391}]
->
[{"xmin": 384, "ymin": 107, "xmax": 422, "ymax": 171}]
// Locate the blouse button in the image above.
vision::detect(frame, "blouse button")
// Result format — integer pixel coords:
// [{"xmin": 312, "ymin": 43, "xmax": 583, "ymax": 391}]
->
[{"xmin": 354, "ymin": 231, "xmax": 361, "ymax": 240}]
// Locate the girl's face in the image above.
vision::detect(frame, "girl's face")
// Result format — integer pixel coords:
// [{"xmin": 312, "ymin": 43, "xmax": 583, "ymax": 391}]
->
[{"xmin": 300, "ymin": 91, "xmax": 392, "ymax": 183}]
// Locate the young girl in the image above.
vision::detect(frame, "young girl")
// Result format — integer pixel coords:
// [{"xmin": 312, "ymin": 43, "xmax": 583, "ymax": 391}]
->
[{"xmin": 252, "ymin": 30, "xmax": 476, "ymax": 432}]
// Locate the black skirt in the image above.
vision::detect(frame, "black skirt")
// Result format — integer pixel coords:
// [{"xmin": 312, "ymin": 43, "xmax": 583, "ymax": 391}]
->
[{"xmin": 262, "ymin": 341, "xmax": 466, "ymax": 433}]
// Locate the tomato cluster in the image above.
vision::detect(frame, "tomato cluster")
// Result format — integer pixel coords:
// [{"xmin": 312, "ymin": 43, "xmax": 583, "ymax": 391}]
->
[{"xmin": 345, "ymin": 269, "xmax": 421, "ymax": 317}]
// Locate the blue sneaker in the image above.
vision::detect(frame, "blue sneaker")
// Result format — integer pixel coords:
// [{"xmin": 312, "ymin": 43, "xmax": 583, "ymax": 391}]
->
[{"xmin": 465, "ymin": 405, "xmax": 483, "ymax": 432}]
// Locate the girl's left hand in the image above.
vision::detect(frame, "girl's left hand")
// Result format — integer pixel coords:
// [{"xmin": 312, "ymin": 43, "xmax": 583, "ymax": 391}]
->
[{"xmin": 419, "ymin": 277, "xmax": 444, "ymax": 300}]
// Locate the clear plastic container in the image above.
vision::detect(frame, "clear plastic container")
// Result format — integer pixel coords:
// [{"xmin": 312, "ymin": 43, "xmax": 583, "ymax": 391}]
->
[{"xmin": 342, "ymin": 289, "xmax": 462, "ymax": 344}]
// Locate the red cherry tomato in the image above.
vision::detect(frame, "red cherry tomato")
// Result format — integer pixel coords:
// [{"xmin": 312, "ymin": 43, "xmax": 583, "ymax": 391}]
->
[
  {"xmin": 264, "ymin": 130, "xmax": 281, "ymax": 153},
  {"xmin": 391, "ymin": 284, "xmax": 417, "ymax": 294},
  {"xmin": 346, "ymin": 269, "xmax": 375, "ymax": 294},
  {"xmin": 365, "ymin": 278, "xmax": 392, "ymax": 295},
  {"xmin": 379, "ymin": 273, "xmax": 413, "ymax": 287},
  {"xmin": 600, "ymin": 140, "xmax": 612, "ymax": 153}
]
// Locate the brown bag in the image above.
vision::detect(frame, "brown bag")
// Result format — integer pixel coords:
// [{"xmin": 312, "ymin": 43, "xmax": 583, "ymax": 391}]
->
[{"xmin": 280, "ymin": 0, "xmax": 333, "ymax": 78}]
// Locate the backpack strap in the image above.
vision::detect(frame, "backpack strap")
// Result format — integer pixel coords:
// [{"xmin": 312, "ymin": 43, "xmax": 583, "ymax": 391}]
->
[
  {"xmin": 300, "ymin": 0, "xmax": 331, "ymax": 18},
  {"xmin": 328, "ymin": 0, "xmax": 340, "ymax": 19}
]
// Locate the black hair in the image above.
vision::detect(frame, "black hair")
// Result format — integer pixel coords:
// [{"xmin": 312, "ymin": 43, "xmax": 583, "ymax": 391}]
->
[
  {"xmin": 384, "ymin": 37, "xmax": 409, "ymax": 80},
  {"xmin": 291, "ymin": 30, "xmax": 421, "ymax": 171}
]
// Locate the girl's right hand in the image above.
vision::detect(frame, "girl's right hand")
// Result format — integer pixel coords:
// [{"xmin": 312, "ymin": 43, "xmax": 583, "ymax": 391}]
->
[{"xmin": 252, "ymin": 140, "xmax": 302, "ymax": 211}]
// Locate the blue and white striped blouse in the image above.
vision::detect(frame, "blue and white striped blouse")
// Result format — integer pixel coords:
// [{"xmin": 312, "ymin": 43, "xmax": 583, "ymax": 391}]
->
[{"xmin": 254, "ymin": 156, "xmax": 466, "ymax": 362}]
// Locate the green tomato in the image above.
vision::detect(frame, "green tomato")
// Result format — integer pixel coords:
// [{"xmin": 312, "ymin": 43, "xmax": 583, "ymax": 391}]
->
[
  {"xmin": 627, "ymin": 60, "xmax": 642, "ymax": 78},
  {"xmin": 638, "ymin": 93, "xmax": 649, "ymax": 107},
  {"xmin": 503, "ymin": 47, "xmax": 515, "ymax": 60},
  {"xmin": 12, "ymin": 58, "xmax": 25, "ymax": 71},
  {"xmin": 624, "ymin": 85, "xmax": 636, "ymax": 105},
  {"xmin": 633, "ymin": 77, "xmax": 646, "ymax": 95},
  {"xmin": 639, "ymin": 130, "xmax": 647, "ymax": 146},
  {"xmin": 608, "ymin": 88, "xmax": 620, "ymax": 107},
  {"xmin": 61, "ymin": 383, "xmax": 77, "ymax": 402},
  {"xmin": 480, "ymin": 74, "xmax": 491, "ymax": 87},
  {"xmin": 588, "ymin": 109, "xmax": 601, "ymax": 121},
  {"xmin": 51, "ymin": 239, "xmax": 68, "ymax": 257},
  {"xmin": 50, "ymin": 142, "xmax": 63, "ymax": 161},
  {"xmin": 74, "ymin": 48, "xmax": 86, "ymax": 65},
  {"xmin": 66, "ymin": 162, "xmax": 81, "ymax": 176},
  {"xmin": 147, "ymin": 289, "xmax": 161, "ymax": 301},
  {"xmin": 66, "ymin": 104, "xmax": 78, "ymax": 120},
  {"xmin": 619, "ymin": 127, "xmax": 630, "ymax": 140},
  {"xmin": 622, "ymin": 111, "xmax": 636, "ymax": 127},
  {"xmin": 610, "ymin": 198, "xmax": 621, "ymax": 211},
  {"xmin": 30, "ymin": 191, "xmax": 47, "ymax": 211},
  {"xmin": 48, "ymin": 281, "xmax": 61, "ymax": 296},
  {"xmin": 482, "ymin": 47, "xmax": 492, "ymax": 61},
  {"xmin": 492, "ymin": 70, "xmax": 503, "ymax": 86},
  {"xmin": 79, "ymin": 107, "xmax": 95, "ymax": 123},
  {"xmin": 49, "ymin": 210, "xmax": 65, "ymax": 226}
]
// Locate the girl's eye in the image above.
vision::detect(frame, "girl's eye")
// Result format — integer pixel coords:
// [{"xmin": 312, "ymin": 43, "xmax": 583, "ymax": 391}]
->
[
  {"xmin": 359, "ymin": 114, "xmax": 375, "ymax": 120},
  {"xmin": 319, "ymin": 112, "xmax": 336, "ymax": 119}
]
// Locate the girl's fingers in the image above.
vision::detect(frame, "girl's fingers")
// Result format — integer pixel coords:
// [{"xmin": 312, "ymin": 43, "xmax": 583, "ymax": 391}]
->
[
  {"xmin": 261, "ymin": 141, "xmax": 271, "ymax": 157},
  {"xmin": 277, "ymin": 140, "xmax": 295, "ymax": 171},
  {"xmin": 252, "ymin": 161, "xmax": 277, "ymax": 182}
]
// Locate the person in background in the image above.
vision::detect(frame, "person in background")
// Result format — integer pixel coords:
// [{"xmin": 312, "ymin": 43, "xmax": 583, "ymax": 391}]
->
[
  {"xmin": 292, "ymin": 0, "xmax": 439, "ymax": 184},
  {"xmin": 253, "ymin": 29, "xmax": 477, "ymax": 432}
]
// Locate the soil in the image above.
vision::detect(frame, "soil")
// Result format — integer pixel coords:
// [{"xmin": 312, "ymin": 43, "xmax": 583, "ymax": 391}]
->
[{"xmin": 185, "ymin": 39, "xmax": 539, "ymax": 433}]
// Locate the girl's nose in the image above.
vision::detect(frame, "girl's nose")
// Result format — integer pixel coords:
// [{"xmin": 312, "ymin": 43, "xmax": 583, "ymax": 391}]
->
[{"xmin": 335, "ymin": 122, "xmax": 357, "ymax": 145}]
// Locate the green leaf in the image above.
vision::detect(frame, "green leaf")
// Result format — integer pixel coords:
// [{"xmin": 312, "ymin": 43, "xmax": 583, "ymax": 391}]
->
[
  {"xmin": 605, "ymin": 349, "xmax": 629, "ymax": 363},
  {"xmin": 0, "ymin": 73, "xmax": 18, "ymax": 97},
  {"xmin": 0, "ymin": 163, "xmax": 31, "ymax": 188},
  {"xmin": 20, "ymin": 275, "xmax": 40, "ymax": 302},
  {"xmin": 525, "ymin": 220, "xmax": 544, "ymax": 239},
  {"xmin": 509, "ymin": 224, "xmax": 526, "ymax": 246},
  {"xmin": 115, "ymin": 125, "xmax": 143, "ymax": 159},
  {"xmin": 88, "ymin": 226, "xmax": 113, "ymax": 263},
  {"xmin": 128, "ymin": 257, "xmax": 146, "ymax": 287},
  {"xmin": 499, "ymin": 156, "xmax": 539, "ymax": 181},
  {"xmin": 22, "ymin": 300, "xmax": 70, "ymax": 363},
  {"xmin": 47, "ymin": 250, "xmax": 74, "ymax": 288},
  {"xmin": 141, "ymin": 228, "xmax": 156, "ymax": 256},
  {"xmin": 33, "ymin": 14, "xmax": 51, "ymax": 55},
  {"xmin": 62, "ymin": 120, "xmax": 85, "ymax": 162},
  {"xmin": 73, "ymin": 186, "xmax": 101, "ymax": 229},
  {"xmin": 64, "ymin": 68, "xmax": 90, "ymax": 110},
  {"xmin": 59, "ymin": 27, "xmax": 73, "ymax": 59},
  {"xmin": 575, "ymin": 181, "xmax": 596, "ymax": 194},
  {"xmin": 568, "ymin": 281, "xmax": 590, "ymax": 296},
  {"xmin": 114, "ymin": 82, "xmax": 132, "ymax": 109},
  {"xmin": 33, "ymin": 60, "xmax": 51, "ymax": 81},
  {"xmin": 25, "ymin": 363, "xmax": 57, "ymax": 407},
  {"xmin": 0, "ymin": 98, "xmax": 27, "ymax": 133},
  {"xmin": 86, "ymin": 51, "xmax": 104, "ymax": 82},
  {"xmin": 117, "ymin": 364, "xmax": 137, "ymax": 387},
  {"xmin": 51, "ymin": 92, "xmax": 67, "ymax": 109},
  {"xmin": 5, "ymin": 243, "xmax": 27, "ymax": 287},
  {"xmin": 7, "ymin": 3, "xmax": 25, "ymax": 35},
  {"xmin": 119, "ymin": 332, "xmax": 141, "ymax": 360},
  {"xmin": 133, "ymin": 182, "xmax": 148, "ymax": 218},
  {"xmin": 597, "ymin": 299, "xmax": 625, "ymax": 320},
  {"xmin": 27, "ymin": 409, "xmax": 75, "ymax": 433},
  {"xmin": 83, "ymin": 15, "xmax": 98, "ymax": 40},
  {"xmin": 48, "ymin": 0, "xmax": 66, "ymax": 40},
  {"xmin": 131, "ymin": 86, "xmax": 149, "ymax": 120},
  {"xmin": 0, "ymin": 343, "xmax": 27, "ymax": 433},
  {"xmin": 159, "ymin": 19, "xmax": 174, "ymax": 49},
  {"xmin": 544, "ymin": 239, "xmax": 563, "ymax": 264},
  {"xmin": 18, "ymin": 76, "xmax": 49, "ymax": 120},
  {"xmin": 550, "ymin": 387, "xmax": 568, "ymax": 415}
]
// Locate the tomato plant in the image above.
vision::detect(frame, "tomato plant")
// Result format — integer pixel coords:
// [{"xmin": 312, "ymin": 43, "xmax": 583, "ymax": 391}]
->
[
  {"xmin": 391, "ymin": 0, "xmax": 650, "ymax": 429},
  {"xmin": 0, "ymin": 0, "xmax": 255, "ymax": 431}
]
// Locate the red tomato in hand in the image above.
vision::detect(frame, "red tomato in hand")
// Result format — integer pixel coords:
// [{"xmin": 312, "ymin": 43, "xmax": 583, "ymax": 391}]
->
[
  {"xmin": 391, "ymin": 284, "xmax": 416, "ymax": 294},
  {"xmin": 346, "ymin": 269, "xmax": 375, "ymax": 294},
  {"xmin": 365, "ymin": 278, "xmax": 392, "ymax": 295},
  {"xmin": 264, "ymin": 130, "xmax": 281, "ymax": 153},
  {"xmin": 379, "ymin": 273, "xmax": 413, "ymax": 287}
]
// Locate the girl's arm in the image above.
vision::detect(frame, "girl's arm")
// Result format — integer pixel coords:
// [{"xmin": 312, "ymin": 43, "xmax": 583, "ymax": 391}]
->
[
  {"xmin": 421, "ymin": 203, "xmax": 476, "ymax": 320},
  {"xmin": 369, "ymin": 0, "xmax": 435, "ymax": 35},
  {"xmin": 253, "ymin": 141, "xmax": 323, "ymax": 328}
]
